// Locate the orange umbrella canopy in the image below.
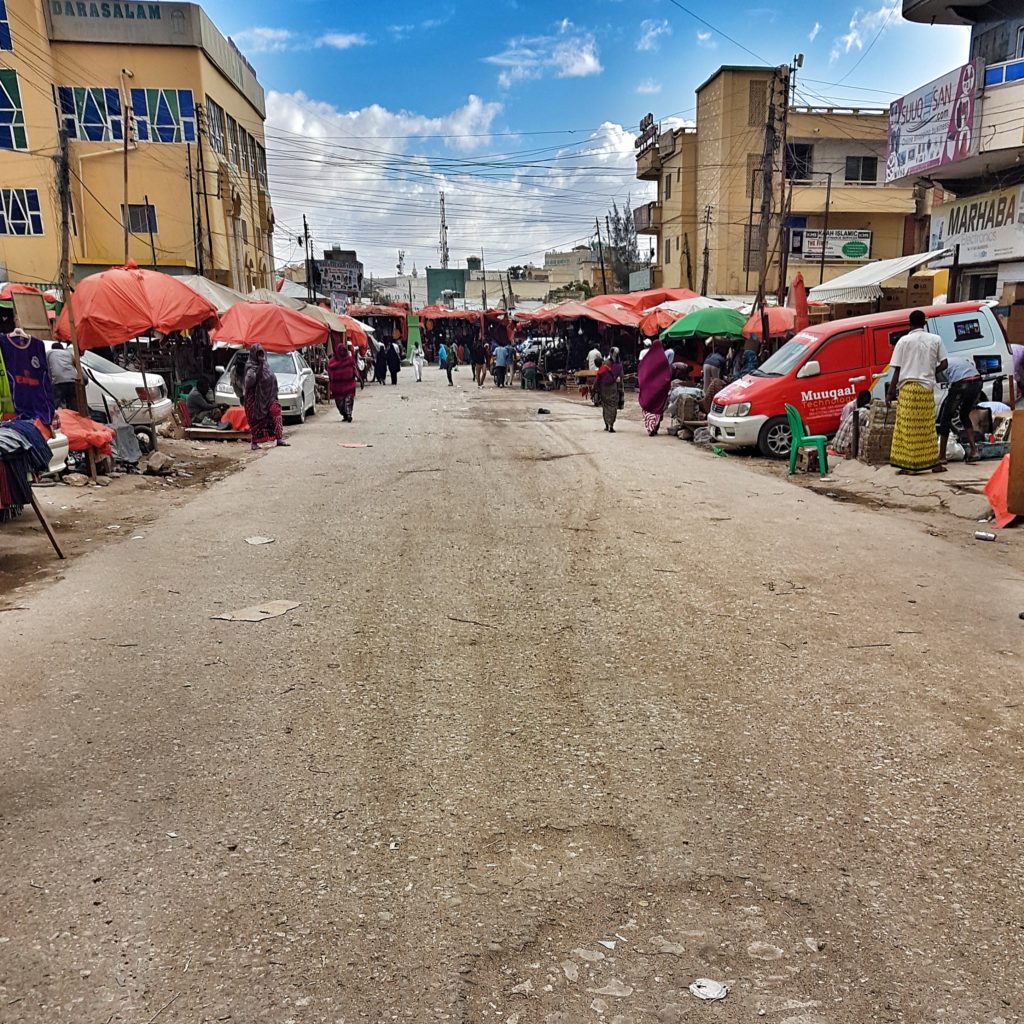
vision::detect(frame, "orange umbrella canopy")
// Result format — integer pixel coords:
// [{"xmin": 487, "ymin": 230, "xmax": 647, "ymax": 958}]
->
[
  {"xmin": 587, "ymin": 288, "xmax": 698, "ymax": 312},
  {"xmin": 741, "ymin": 306, "xmax": 799, "ymax": 340},
  {"xmin": 210, "ymin": 301, "xmax": 328, "ymax": 353},
  {"xmin": 336, "ymin": 314, "xmax": 369, "ymax": 353},
  {"xmin": 55, "ymin": 261, "xmax": 218, "ymax": 350}
]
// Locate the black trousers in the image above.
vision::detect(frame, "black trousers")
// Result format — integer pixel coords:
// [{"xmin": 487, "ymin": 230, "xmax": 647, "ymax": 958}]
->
[
  {"xmin": 54, "ymin": 382, "xmax": 78, "ymax": 409},
  {"xmin": 446, "ymin": 365, "xmax": 453, "ymax": 384},
  {"xmin": 938, "ymin": 378, "xmax": 983, "ymax": 437}
]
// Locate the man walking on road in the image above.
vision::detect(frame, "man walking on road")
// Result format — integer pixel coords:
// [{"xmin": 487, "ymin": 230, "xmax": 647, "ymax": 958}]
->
[
  {"xmin": 886, "ymin": 309, "xmax": 948, "ymax": 474},
  {"xmin": 471, "ymin": 337, "xmax": 488, "ymax": 388},
  {"xmin": 493, "ymin": 341, "xmax": 511, "ymax": 388}
]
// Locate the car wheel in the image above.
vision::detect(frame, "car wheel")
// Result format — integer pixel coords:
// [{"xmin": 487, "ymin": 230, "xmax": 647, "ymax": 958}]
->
[{"xmin": 758, "ymin": 416, "xmax": 792, "ymax": 459}]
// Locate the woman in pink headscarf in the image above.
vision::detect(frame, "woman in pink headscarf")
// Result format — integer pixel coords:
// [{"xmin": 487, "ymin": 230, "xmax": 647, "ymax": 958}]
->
[{"xmin": 637, "ymin": 338, "xmax": 672, "ymax": 435}]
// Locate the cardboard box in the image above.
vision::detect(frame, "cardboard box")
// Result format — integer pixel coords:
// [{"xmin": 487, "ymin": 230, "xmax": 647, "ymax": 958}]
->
[
  {"xmin": 1004, "ymin": 305, "xmax": 1024, "ymax": 345},
  {"xmin": 1000, "ymin": 282, "xmax": 1024, "ymax": 306},
  {"xmin": 1008, "ymin": 411, "xmax": 1024, "ymax": 515}
]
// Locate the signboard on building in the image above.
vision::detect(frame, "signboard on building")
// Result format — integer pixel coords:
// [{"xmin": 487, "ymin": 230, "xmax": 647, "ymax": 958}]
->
[
  {"xmin": 929, "ymin": 184, "xmax": 1024, "ymax": 266},
  {"xmin": 790, "ymin": 229, "xmax": 872, "ymax": 261},
  {"xmin": 885, "ymin": 60, "xmax": 983, "ymax": 183}
]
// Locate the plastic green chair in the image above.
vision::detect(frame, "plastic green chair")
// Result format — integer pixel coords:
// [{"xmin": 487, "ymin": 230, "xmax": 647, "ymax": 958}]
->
[{"xmin": 784, "ymin": 403, "xmax": 829, "ymax": 477}]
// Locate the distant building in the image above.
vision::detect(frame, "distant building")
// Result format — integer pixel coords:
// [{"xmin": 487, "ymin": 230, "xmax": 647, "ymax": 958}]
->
[
  {"xmin": 635, "ymin": 65, "xmax": 921, "ymax": 295},
  {"xmin": 894, "ymin": 2, "xmax": 1024, "ymax": 303},
  {"xmin": 543, "ymin": 245, "xmax": 598, "ymax": 286},
  {"xmin": 0, "ymin": 0, "xmax": 274, "ymax": 288},
  {"xmin": 316, "ymin": 247, "xmax": 363, "ymax": 303}
]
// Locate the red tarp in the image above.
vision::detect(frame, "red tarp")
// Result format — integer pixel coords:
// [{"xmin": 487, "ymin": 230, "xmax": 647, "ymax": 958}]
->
[
  {"xmin": 221, "ymin": 406, "xmax": 249, "ymax": 431},
  {"xmin": 336, "ymin": 315, "xmax": 369, "ymax": 353},
  {"xmin": 348, "ymin": 304, "xmax": 408, "ymax": 318},
  {"xmin": 587, "ymin": 288, "xmax": 698, "ymax": 312},
  {"xmin": 56, "ymin": 409, "xmax": 114, "ymax": 457},
  {"xmin": 416, "ymin": 305, "xmax": 507, "ymax": 322},
  {"xmin": 742, "ymin": 306, "xmax": 799, "ymax": 340},
  {"xmin": 0, "ymin": 282, "xmax": 43, "ymax": 301},
  {"xmin": 790, "ymin": 272, "xmax": 810, "ymax": 333},
  {"xmin": 984, "ymin": 455, "xmax": 1018, "ymax": 529},
  {"xmin": 55, "ymin": 261, "xmax": 218, "ymax": 350},
  {"xmin": 520, "ymin": 300, "xmax": 639, "ymax": 328},
  {"xmin": 210, "ymin": 302, "xmax": 328, "ymax": 353}
]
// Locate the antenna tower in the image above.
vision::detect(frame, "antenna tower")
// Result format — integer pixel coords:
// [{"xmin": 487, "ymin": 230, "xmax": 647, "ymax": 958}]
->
[{"xmin": 439, "ymin": 191, "xmax": 450, "ymax": 269}]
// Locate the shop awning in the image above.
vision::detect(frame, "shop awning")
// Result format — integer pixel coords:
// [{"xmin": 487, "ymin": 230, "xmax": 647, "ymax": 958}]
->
[{"xmin": 807, "ymin": 249, "xmax": 951, "ymax": 305}]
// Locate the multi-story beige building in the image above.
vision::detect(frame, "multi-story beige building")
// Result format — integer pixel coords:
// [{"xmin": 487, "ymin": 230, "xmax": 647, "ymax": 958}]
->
[
  {"xmin": 0, "ymin": 0, "xmax": 274, "ymax": 288},
  {"xmin": 636, "ymin": 66, "xmax": 922, "ymax": 296},
  {"xmin": 543, "ymin": 245, "xmax": 598, "ymax": 287}
]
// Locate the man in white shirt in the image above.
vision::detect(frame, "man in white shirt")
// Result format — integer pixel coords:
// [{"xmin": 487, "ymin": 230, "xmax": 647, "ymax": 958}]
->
[
  {"xmin": 47, "ymin": 342, "xmax": 79, "ymax": 411},
  {"xmin": 586, "ymin": 345, "xmax": 602, "ymax": 371},
  {"xmin": 886, "ymin": 309, "xmax": 948, "ymax": 473}
]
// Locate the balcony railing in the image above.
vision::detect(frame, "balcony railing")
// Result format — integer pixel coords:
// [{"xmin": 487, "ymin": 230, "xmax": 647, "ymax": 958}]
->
[
  {"xmin": 985, "ymin": 57, "xmax": 1024, "ymax": 88},
  {"xmin": 633, "ymin": 201, "xmax": 662, "ymax": 234}
]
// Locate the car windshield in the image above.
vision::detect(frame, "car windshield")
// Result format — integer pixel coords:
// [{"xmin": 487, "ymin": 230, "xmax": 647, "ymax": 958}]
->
[
  {"xmin": 267, "ymin": 353, "xmax": 295, "ymax": 375},
  {"xmin": 752, "ymin": 340, "xmax": 811, "ymax": 377},
  {"xmin": 82, "ymin": 351, "xmax": 127, "ymax": 374}
]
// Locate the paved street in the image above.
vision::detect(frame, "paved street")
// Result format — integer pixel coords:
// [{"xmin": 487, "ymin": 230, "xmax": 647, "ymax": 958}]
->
[{"xmin": 2, "ymin": 371, "xmax": 1022, "ymax": 1023}]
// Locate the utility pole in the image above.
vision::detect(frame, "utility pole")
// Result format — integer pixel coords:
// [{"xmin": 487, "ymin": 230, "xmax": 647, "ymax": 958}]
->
[
  {"xmin": 302, "ymin": 215, "xmax": 312, "ymax": 301},
  {"xmin": 819, "ymin": 172, "xmax": 833, "ymax": 286},
  {"xmin": 186, "ymin": 143, "xmax": 202, "ymax": 275},
  {"xmin": 195, "ymin": 126, "xmax": 213, "ymax": 277},
  {"xmin": 682, "ymin": 233, "xmax": 694, "ymax": 292},
  {"xmin": 120, "ymin": 68, "xmax": 134, "ymax": 264},
  {"xmin": 439, "ymin": 191, "xmax": 450, "ymax": 269},
  {"xmin": 595, "ymin": 217, "xmax": 608, "ymax": 294},
  {"xmin": 144, "ymin": 193, "xmax": 157, "ymax": 269},
  {"xmin": 776, "ymin": 55, "xmax": 803, "ymax": 303},
  {"xmin": 700, "ymin": 205, "xmax": 712, "ymax": 296},
  {"xmin": 56, "ymin": 129, "xmax": 96, "ymax": 482},
  {"xmin": 756, "ymin": 68, "xmax": 780, "ymax": 345}
]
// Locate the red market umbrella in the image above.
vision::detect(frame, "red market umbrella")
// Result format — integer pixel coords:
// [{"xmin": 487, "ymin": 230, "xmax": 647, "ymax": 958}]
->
[
  {"xmin": 587, "ymin": 288, "xmax": 698, "ymax": 312},
  {"xmin": 0, "ymin": 282, "xmax": 44, "ymax": 301},
  {"xmin": 55, "ymin": 261, "xmax": 218, "ymax": 350},
  {"xmin": 336, "ymin": 314, "xmax": 370, "ymax": 353},
  {"xmin": 742, "ymin": 306, "xmax": 799, "ymax": 340},
  {"xmin": 790, "ymin": 271, "xmax": 810, "ymax": 333},
  {"xmin": 210, "ymin": 301, "xmax": 328, "ymax": 353}
]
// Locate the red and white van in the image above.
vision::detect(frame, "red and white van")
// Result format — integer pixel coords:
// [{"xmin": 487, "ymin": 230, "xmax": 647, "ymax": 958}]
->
[{"xmin": 707, "ymin": 302, "xmax": 1014, "ymax": 458}]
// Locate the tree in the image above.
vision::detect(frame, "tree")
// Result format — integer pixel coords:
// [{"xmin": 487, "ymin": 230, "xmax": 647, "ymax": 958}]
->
[
  {"xmin": 604, "ymin": 196, "xmax": 641, "ymax": 292},
  {"xmin": 507, "ymin": 265, "xmax": 526, "ymax": 281}
]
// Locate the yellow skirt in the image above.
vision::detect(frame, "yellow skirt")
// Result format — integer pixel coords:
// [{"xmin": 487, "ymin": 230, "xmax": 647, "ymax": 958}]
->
[{"xmin": 890, "ymin": 381, "xmax": 939, "ymax": 471}]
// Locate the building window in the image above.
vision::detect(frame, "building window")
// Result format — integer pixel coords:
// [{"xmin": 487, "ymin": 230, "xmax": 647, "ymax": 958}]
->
[
  {"xmin": 205, "ymin": 96, "xmax": 226, "ymax": 156},
  {"xmin": 0, "ymin": 69, "xmax": 27, "ymax": 150},
  {"xmin": 0, "ymin": 1, "xmax": 12, "ymax": 51},
  {"xmin": 0, "ymin": 188, "xmax": 43, "ymax": 234},
  {"xmin": 226, "ymin": 114, "xmax": 239, "ymax": 165},
  {"xmin": 238, "ymin": 128, "xmax": 250, "ymax": 174},
  {"xmin": 121, "ymin": 202, "xmax": 158, "ymax": 234},
  {"xmin": 845, "ymin": 155, "xmax": 878, "ymax": 184},
  {"xmin": 1018, "ymin": 25, "xmax": 1024, "ymax": 58},
  {"xmin": 785, "ymin": 143, "xmax": 813, "ymax": 182},
  {"xmin": 748, "ymin": 79, "xmax": 768, "ymax": 127},
  {"xmin": 56, "ymin": 86, "xmax": 124, "ymax": 142},
  {"xmin": 255, "ymin": 141, "xmax": 268, "ymax": 190},
  {"xmin": 663, "ymin": 172, "xmax": 672, "ymax": 201},
  {"xmin": 664, "ymin": 238, "xmax": 672, "ymax": 265},
  {"xmin": 248, "ymin": 135, "xmax": 258, "ymax": 181},
  {"xmin": 130, "ymin": 88, "xmax": 196, "ymax": 144},
  {"xmin": 745, "ymin": 153, "xmax": 762, "ymax": 198}
]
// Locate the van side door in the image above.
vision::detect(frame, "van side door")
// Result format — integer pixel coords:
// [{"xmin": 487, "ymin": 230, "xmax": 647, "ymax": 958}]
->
[{"xmin": 799, "ymin": 329, "xmax": 867, "ymax": 435}]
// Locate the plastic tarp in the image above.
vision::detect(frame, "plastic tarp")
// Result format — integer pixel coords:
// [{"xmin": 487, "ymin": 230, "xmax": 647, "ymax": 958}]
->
[
  {"xmin": 807, "ymin": 250, "xmax": 951, "ymax": 305},
  {"xmin": 520, "ymin": 300, "xmax": 636, "ymax": 327},
  {"xmin": 178, "ymin": 276, "xmax": 248, "ymax": 316},
  {"xmin": 248, "ymin": 288, "xmax": 347, "ymax": 334},
  {"xmin": 210, "ymin": 301, "xmax": 328, "ymax": 353},
  {"xmin": 55, "ymin": 261, "xmax": 219, "ymax": 350},
  {"xmin": 587, "ymin": 288, "xmax": 698, "ymax": 312},
  {"xmin": 56, "ymin": 409, "xmax": 114, "ymax": 457}
]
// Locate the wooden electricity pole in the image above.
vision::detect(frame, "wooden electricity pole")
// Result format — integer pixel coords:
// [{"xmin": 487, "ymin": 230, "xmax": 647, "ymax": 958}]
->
[
  {"xmin": 700, "ymin": 205, "xmax": 712, "ymax": 296},
  {"xmin": 56, "ymin": 129, "xmax": 96, "ymax": 482},
  {"xmin": 595, "ymin": 217, "xmax": 609, "ymax": 294},
  {"xmin": 756, "ymin": 69, "xmax": 780, "ymax": 345},
  {"xmin": 682, "ymin": 233, "xmax": 694, "ymax": 293}
]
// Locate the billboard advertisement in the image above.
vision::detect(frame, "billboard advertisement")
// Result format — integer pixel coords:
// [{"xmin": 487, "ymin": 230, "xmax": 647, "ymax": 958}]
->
[
  {"xmin": 789, "ymin": 228, "xmax": 872, "ymax": 261},
  {"xmin": 885, "ymin": 60, "xmax": 983, "ymax": 183},
  {"xmin": 929, "ymin": 184, "xmax": 1024, "ymax": 266}
]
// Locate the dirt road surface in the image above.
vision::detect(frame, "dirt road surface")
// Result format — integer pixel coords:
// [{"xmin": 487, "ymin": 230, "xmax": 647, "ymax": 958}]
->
[{"xmin": 2, "ymin": 371, "xmax": 1021, "ymax": 1024}]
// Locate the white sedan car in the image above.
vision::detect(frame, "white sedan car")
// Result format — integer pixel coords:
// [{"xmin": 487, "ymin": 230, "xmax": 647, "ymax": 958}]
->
[{"xmin": 214, "ymin": 350, "xmax": 316, "ymax": 423}]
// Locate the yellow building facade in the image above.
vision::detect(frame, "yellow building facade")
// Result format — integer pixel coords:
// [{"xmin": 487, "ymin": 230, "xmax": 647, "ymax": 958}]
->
[
  {"xmin": 636, "ymin": 66, "xmax": 922, "ymax": 296},
  {"xmin": 0, "ymin": 0, "xmax": 273, "ymax": 288}
]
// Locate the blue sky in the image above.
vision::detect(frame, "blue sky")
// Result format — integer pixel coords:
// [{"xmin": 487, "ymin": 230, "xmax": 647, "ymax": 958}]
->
[{"xmin": 199, "ymin": 0, "xmax": 971, "ymax": 276}]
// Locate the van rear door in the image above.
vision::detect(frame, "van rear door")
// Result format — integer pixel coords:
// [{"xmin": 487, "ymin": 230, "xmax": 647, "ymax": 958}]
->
[
  {"xmin": 928, "ymin": 308, "xmax": 1011, "ymax": 401},
  {"xmin": 798, "ymin": 329, "xmax": 868, "ymax": 434}
]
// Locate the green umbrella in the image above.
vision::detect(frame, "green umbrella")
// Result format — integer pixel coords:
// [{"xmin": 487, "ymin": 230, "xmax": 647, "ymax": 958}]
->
[{"xmin": 660, "ymin": 306, "xmax": 745, "ymax": 340}]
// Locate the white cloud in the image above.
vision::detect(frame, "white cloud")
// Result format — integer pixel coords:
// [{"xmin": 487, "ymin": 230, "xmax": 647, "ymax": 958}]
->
[
  {"xmin": 636, "ymin": 79, "xmax": 662, "ymax": 95},
  {"xmin": 263, "ymin": 94, "xmax": 649, "ymax": 279},
  {"xmin": 319, "ymin": 33, "xmax": 368, "ymax": 50},
  {"xmin": 636, "ymin": 18, "xmax": 671, "ymax": 52},
  {"xmin": 232, "ymin": 26, "xmax": 370, "ymax": 55},
  {"xmin": 830, "ymin": 3, "xmax": 898, "ymax": 61},
  {"xmin": 809, "ymin": 21, "xmax": 822, "ymax": 42},
  {"xmin": 696, "ymin": 30, "xmax": 716, "ymax": 48},
  {"xmin": 485, "ymin": 20, "xmax": 604, "ymax": 88}
]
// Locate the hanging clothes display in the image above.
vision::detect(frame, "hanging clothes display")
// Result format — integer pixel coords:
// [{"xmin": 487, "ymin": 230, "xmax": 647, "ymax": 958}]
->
[
  {"xmin": 0, "ymin": 328, "xmax": 55, "ymax": 424},
  {"xmin": 0, "ymin": 419, "xmax": 50, "ymax": 522},
  {"xmin": 0, "ymin": 345, "xmax": 14, "ymax": 417}
]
